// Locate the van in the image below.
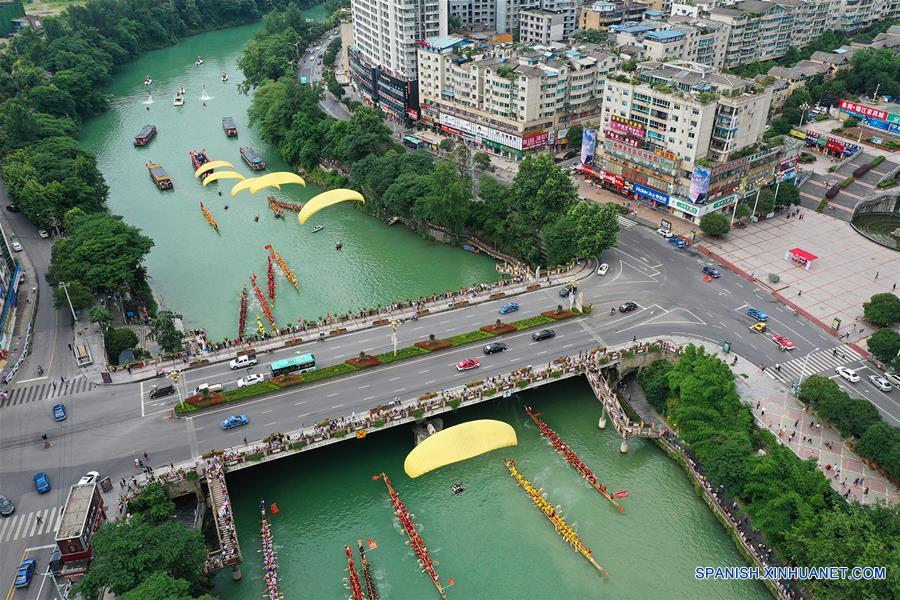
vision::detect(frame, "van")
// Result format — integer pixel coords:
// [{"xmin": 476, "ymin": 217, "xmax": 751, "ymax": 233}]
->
[
  {"xmin": 148, "ymin": 382, "xmax": 175, "ymax": 399},
  {"xmin": 885, "ymin": 372, "xmax": 900, "ymax": 390},
  {"xmin": 193, "ymin": 383, "xmax": 223, "ymax": 395}
]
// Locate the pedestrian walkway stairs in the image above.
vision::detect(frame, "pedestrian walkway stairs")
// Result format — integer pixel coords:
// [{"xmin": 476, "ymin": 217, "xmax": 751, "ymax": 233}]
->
[
  {"xmin": 768, "ymin": 344, "xmax": 865, "ymax": 385},
  {"xmin": 1, "ymin": 377, "xmax": 95, "ymax": 408},
  {"xmin": 0, "ymin": 505, "xmax": 64, "ymax": 544},
  {"xmin": 586, "ymin": 368, "xmax": 661, "ymax": 448},
  {"xmin": 617, "ymin": 215, "xmax": 637, "ymax": 229},
  {"xmin": 206, "ymin": 460, "xmax": 242, "ymax": 571}
]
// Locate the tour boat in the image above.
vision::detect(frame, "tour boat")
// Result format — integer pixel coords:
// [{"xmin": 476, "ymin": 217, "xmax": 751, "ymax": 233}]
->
[
  {"xmin": 311, "ymin": 225, "xmax": 324, "ymax": 233},
  {"xmin": 144, "ymin": 76, "xmax": 152, "ymax": 86},
  {"xmin": 240, "ymin": 146, "xmax": 266, "ymax": 170},
  {"xmin": 189, "ymin": 149, "xmax": 211, "ymax": 171},
  {"xmin": 146, "ymin": 162, "xmax": 173, "ymax": 190},
  {"xmin": 174, "ymin": 93, "xmax": 184, "ymax": 106},
  {"xmin": 222, "ymin": 116, "xmax": 238, "ymax": 137},
  {"xmin": 133, "ymin": 124, "xmax": 157, "ymax": 146},
  {"xmin": 195, "ymin": 56, "xmax": 204, "ymax": 66}
]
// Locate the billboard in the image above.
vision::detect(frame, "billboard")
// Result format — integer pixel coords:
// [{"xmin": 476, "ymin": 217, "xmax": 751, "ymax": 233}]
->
[
  {"xmin": 610, "ymin": 115, "xmax": 645, "ymax": 138},
  {"xmin": 580, "ymin": 128, "xmax": 597, "ymax": 165},
  {"xmin": 688, "ymin": 166, "xmax": 711, "ymax": 204},
  {"xmin": 633, "ymin": 183, "xmax": 670, "ymax": 205}
]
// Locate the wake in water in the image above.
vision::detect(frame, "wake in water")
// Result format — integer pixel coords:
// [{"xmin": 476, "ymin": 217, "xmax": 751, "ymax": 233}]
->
[
  {"xmin": 142, "ymin": 92, "xmax": 154, "ymax": 105},
  {"xmin": 200, "ymin": 84, "xmax": 212, "ymax": 102}
]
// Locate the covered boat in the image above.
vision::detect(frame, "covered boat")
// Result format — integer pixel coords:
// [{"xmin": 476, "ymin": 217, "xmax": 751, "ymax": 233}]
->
[
  {"xmin": 133, "ymin": 124, "xmax": 157, "ymax": 146},
  {"xmin": 222, "ymin": 117, "xmax": 238, "ymax": 137},
  {"xmin": 147, "ymin": 162, "xmax": 173, "ymax": 190},
  {"xmin": 240, "ymin": 146, "xmax": 266, "ymax": 170},
  {"xmin": 189, "ymin": 149, "xmax": 211, "ymax": 171}
]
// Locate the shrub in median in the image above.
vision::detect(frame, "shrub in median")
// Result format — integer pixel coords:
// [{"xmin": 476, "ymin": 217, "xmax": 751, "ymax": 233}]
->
[
  {"xmin": 223, "ymin": 381, "xmax": 280, "ymax": 402},
  {"xmin": 300, "ymin": 363, "xmax": 356, "ymax": 383},
  {"xmin": 511, "ymin": 315, "xmax": 555, "ymax": 330},
  {"xmin": 415, "ymin": 338, "xmax": 453, "ymax": 351},
  {"xmin": 377, "ymin": 346, "xmax": 429, "ymax": 364},
  {"xmin": 447, "ymin": 330, "xmax": 495, "ymax": 346},
  {"xmin": 481, "ymin": 321, "xmax": 516, "ymax": 335},
  {"xmin": 346, "ymin": 353, "xmax": 382, "ymax": 368},
  {"xmin": 543, "ymin": 309, "xmax": 577, "ymax": 320}
]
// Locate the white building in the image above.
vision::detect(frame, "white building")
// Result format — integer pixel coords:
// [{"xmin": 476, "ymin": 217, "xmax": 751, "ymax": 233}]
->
[{"xmin": 519, "ymin": 8, "xmax": 566, "ymax": 43}]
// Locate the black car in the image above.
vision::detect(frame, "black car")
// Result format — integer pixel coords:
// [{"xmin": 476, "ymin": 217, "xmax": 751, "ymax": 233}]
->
[
  {"xmin": 559, "ymin": 285, "xmax": 575, "ymax": 298},
  {"xmin": 618, "ymin": 302, "xmax": 638, "ymax": 313},
  {"xmin": 483, "ymin": 342, "xmax": 508, "ymax": 355},
  {"xmin": 0, "ymin": 494, "xmax": 14, "ymax": 517},
  {"xmin": 532, "ymin": 329, "xmax": 556, "ymax": 341},
  {"xmin": 148, "ymin": 382, "xmax": 175, "ymax": 399},
  {"xmin": 5, "ymin": 205, "xmax": 19, "ymax": 213}
]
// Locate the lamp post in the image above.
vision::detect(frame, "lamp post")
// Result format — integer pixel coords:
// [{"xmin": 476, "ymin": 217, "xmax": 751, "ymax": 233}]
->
[
  {"xmin": 730, "ymin": 178, "xmax": 748, "ymax": 229},
  {"xmin": 797, "ymin": 347, "xmax": 819, "ymax": 387},
  {"xmin": 58, "ymin": 282, "xmax": 77, "ymax": 322},
  {"xmin": 798, "ymin": 102, "xmax": 810, "ymax": 128},
  {"xmin": 390, "ymin": 319, "xmax": 400, "ymax": 357}
]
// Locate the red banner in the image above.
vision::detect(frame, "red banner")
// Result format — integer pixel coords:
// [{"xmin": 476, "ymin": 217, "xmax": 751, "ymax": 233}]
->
[
  {"xmin": 610, "ymin": 115, "xmax": 645, "ymax": 138},
  {"xmin": 604, "ymin": 129, "xmax": 642, "ymax": 148},
  {"xmin": 522, "ymin": 131, "xmax": 549, "ymax": 149},
  {"xmin": 614, "ymin": 490, "xmax": 629, "ymax": 498},
  {"xmin": 839, "ymin": 100, "xmax": 887, "ymax": 121}
]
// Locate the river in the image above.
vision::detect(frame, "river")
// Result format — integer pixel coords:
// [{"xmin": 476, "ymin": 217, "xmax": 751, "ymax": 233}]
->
[
  {"xmin": 79, "ymin": 17, "xmax": 499, "ymax": 342},
  {"xmin": 214, "ymin": 380, "xmax": 769, "ymax": 599}
]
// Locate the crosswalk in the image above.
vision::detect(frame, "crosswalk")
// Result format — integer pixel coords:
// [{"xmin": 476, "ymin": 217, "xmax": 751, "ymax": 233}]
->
[
  {"xmin": 1, "ymin": 377, "xmax": 95, "ymax": 408},
  {"xmin": 0, "ymin": 505, "xmax": 64, "ymax": 544},
  {"xmin": 768, "ymin": 345, "xmax": 865, "ymax": 385},
  {"xmin": 617, "ymin": 215, "xmax": 637, "ymax": 229}
]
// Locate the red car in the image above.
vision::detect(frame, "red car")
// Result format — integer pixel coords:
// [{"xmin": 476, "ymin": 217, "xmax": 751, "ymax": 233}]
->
[
  {"xmin": 773, "ymin": 335, "xmax": 796, "ymax": 351},
  {"xmin": 456, "ymin": 358, "xmax": 480, "ymax": 371}
]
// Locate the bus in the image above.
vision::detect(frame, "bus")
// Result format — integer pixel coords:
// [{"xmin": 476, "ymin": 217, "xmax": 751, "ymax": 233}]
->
[
  {"xmin": 270, "ymin": 353, "xmax": 316, "ymax": 376},
  {"xmin": 403, "ymin": 135, "xmax": 424, "ymax": 150},
  {"xmin": 300, "ymin": 75, "xmax": 308, "ymax": 85}
]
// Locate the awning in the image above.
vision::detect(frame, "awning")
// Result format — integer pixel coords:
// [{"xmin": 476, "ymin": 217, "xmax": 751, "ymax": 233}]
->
[{"xmin": 789, "ymin": 248, "xmax": 817, "ymax": 261}]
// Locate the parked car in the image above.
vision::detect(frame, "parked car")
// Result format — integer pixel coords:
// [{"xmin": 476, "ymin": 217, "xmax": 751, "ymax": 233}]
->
[
  {"xmin": 194, "ymin": 383, "xmax": 223, "ymax": 395},
  {"xmin": 0, "ymin": 494, "xmax": 14, "ymax": 517},
  {"xmin": 559, "ymin": 284, "xmax": 574, "ymax": 297},
  {"xmin": 38, "ymin": 230, "xmax": 49, "ymax": 239},
  {"xmin": 237, "ymin": 373, "xmax": 265, "ymax": 388},
  {"xmin": 618, "ymin": 302, "xmax": 638, "ymax": 313},
  {"xmin": 148, "ymin": 383, "xmax": 175, "ymax": 399},
  {"xmin": 747, "ymin": 307, "xmax": 768, "ymax": 322},
  {"xmin": 596, "ymin": 263, "xmax": 609, "ymax": 276},
  {"xmin": 656, "ymin": 228, "xmax": 674, "ymax": 238},
  {"xmin": 702, "ymin": 266, "xmax": 721, "ymax": 278},
  {"xmin": 229, "ymin": 354, "xmax": 258, "ymax": 369},
  {"xmin": 78, "ymin": 471, "xmax": 100, "ymax": 486},
  {"xmin": 483, "ymin": 342, "xmax": 508, "ymax": 355},
  {"xmin": 221, "ymin": 415, "xmax": 250, "ymax": 430},
  {"xmin": 668, "ymin": 238, "xmax": 686, "ymax": 249},
  {"xmin": 15, "ymin": 559, "xmax": 36, "ymax": 588},
  {"xmin": 52, "ymin": 403, "xmax": 66, "ymax": 421},
  {"xmin": 11, "ymin": 241, "xmax": 22, "ymax": 252},
  {"xmin": 772, "ymin": 335, "xmax": 795, "ymax": 351},
  {"xmin": 456, "ymin": 358, "xmax": 480, "ymax": 371},
  {"xmin": 499, "ymin": 302, "xmax": 519, "ymax": 315},
  {"xmin": 6, "ymin": 204, "xmax": 19, "ymax": 213},
  {"xmin": 532, "ymin": 329, "xmax": 556, "ymax": 341},
  {"xmin": 868, "ymin": 374, "xmax": 892, "ymax": 392},
  {"xmin": 835, "ymin": 366, "xmax": 860, "ymax": 383},
  {"xmin": 33, "ymin": 472, "xmax": 51, "ymax": 494}
]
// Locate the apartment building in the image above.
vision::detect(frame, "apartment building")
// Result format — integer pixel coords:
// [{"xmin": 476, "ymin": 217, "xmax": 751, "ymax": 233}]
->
[
  {"xmin": 707, "ymin": 1, "xmax": 793, "ymax": 69},
  {"xmin": 520, "ymin": 9, "xmax": 566, "ymax": 42},
  {"xmin": 417, "ymin": 37, "xmax": 618, "ymax": 155},
  {"xmin": 611, "ymin": 17, "xmax": 729, "ymax": 67},
  {"xmin": 579, "ymin": 1, "xmax": 652, "ymax": 30},
  {"xmin": 593, "ymin": 60, "xmax": 779, "ymax": 222}
]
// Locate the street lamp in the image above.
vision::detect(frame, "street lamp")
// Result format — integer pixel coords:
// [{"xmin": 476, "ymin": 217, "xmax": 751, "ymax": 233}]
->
[
  {"xmin": 797, "ymin": 347, "xmax": 819, "ymax": 387},
  {"xmin": 390, "ymin": 319, "xmax": 400, "ymax": 357},
  {"xmin": 58, "ymin": 282, "xmax": 77, "ymax": 322},
  {"xmin": 798, "ymin": 102, "xmax": 810, "ymax": 128}
]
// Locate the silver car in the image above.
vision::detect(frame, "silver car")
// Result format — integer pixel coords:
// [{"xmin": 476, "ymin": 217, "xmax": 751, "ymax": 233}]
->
[{"xmin": 868, "ymin": 374, "xmax": 892, "ymax": 392}]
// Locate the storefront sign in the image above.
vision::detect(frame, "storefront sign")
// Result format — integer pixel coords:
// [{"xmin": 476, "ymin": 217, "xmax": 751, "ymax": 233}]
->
[
  {"xmin": 610, "ymin": 115, "xmax": 645, "ymax": 139},
  {"xmin": 825, "ymin": 139, "xmax": 845, "ymax": 154},
  {"xmin": 439, "ymin": 113, "xmax": 522, "ymax": 149},
  {"xmin": 633, "ymin": 183, "xmax": 669, "ymax": 205},
  {"xmin": 839, "ymin": 100, "xmax": 888, "ymax": 121},
  {"xmin": 522, "ymin": 131, "xmax": 549, "ymax": 149},
  {"xmin": 606, "ymin": 141, "xmax": 677, "ymax": 172},
  {"xmin": 604, "ymin": 129, "xmax": 642, "ymax": 148},
  {"xmin": 406, "ymin": 108, "xmax": 419, "ymax": 120}
]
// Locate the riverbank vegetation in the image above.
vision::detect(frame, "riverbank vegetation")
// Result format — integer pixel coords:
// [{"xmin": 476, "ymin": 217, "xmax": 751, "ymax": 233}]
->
[
  {"xmin": 658, "ymin": 345, "xmax": 899, "ymax": 600},
  {"xmin": 242, "ymin": 6, "xmax": 620, "ymax": 266}
]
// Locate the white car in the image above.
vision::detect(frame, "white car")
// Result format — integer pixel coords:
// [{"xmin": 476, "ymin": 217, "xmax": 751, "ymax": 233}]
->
[
  {"xmin": 596, "ymin": 263, "xmax": 609, "ymax": 276},
  {"xmin": 11, "ymin": 241, "xmax": 22, "ymax": 252},
  {"xmin": 835, "ymin": 366, "xmax": 860, "ymax": 383},
  {"xmin": 78, "ymin": 471, "xmax": 100, "ymax": 486},
  {"xmin": 868, "ymin": 374, "xmax": 892, "ymax": 392},
  {"xmin": 237, "ymin": 374, "xmax": 265, "ymax": 388},
  {"xmin": 656, "ymin": 228, "xmax": 674, "ymax": 238},
  {"xmin": 38, "ymin": 230, "xmax": 49, "ymax": 239}
]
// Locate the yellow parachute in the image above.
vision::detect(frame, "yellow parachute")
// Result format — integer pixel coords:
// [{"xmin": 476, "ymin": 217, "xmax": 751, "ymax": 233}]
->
[
  {"xmin": 297, "ymin": 189, "xmax": 365, "ymax": 224},
  {"xmin": 403, "ymin": 420, "xmax": 517, "ymax": 478},
  {"xmin": 202, "ymin": 171, "xmax": 246, "ymax": 186},
  {"xmin": 249, "ymin": 171, "xmax": 306, "ymax": 194},
  {"xmin": 230, "ymin": 178, "xmax": 259, "ymax": 197},
  {"xmin": 194, "ymin": 160, "xmax": 235, "ymax": 178}
]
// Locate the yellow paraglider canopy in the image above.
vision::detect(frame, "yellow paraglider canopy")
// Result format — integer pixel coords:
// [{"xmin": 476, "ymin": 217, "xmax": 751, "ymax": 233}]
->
[
  {"xmin": 248, "ymin": 171, "xmax": 306, "ymax": 194},
  {"xmin": 194, "ymin": 160, "xmax": 235, "ymax": 178},
  {"xmin": 202, "ymin": 171, "xmax": 246, "ymax": 186},
  {"xmin": 230, "ymin": 177, "xmax": 260, "ymax": 197},
  {"xmin": 403, "ymin": 420, "xmax": 517, "ymax": 478},
  {"xmin": 298, "ymin": 189, "xmax": 365, "ymax": 224}
]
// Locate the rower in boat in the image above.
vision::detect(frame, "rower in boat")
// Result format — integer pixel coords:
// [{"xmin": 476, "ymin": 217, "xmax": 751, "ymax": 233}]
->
[
  {"xmin": 335, "ymin": 241, "xmax": 343, "ymax": 251},
  {"xmin": 221, "ymin": 71, "xmax": 228, "ymax": 82},
  {"xmin": 451, "ymin": 482, "xmax": 465, "ymax": 495},
  {"xmin": 311, "ymin": 224, "xmax": 324, "ymax": 233},
  {"xmin": 195, "ymin": 56, "xmax": 204, "ymax": 66},
  {"xmin": 179, "ymin": 84, "xmax": 185, "ymax": 95},
  {"xmin": 144, "ymin": 75, "xmax": 152, "ymax": 86}
]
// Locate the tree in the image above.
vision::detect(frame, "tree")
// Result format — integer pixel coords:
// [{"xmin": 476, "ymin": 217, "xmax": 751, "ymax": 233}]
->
[
  {"xmin": 755, "ymin": 188, "xmax": 776, "ymax": 215},
  {"xmin": 542, "ymin": 212, "xmax": 577, "ymax": 265},
  {"xmin": 867, "ymin": 328, "xmax": 900, "ymax": 364},
  {"xmin": 105, "ymin": 327, "xmax": 138, "ymax": 364},
  {"xmin": 473, "ymin": 151, "xmax": 492, "ymax": 171},
  {"xmin": 53, "ymin": 281, "xmax": 94, "ymax": 312},
  {"xmin": 413, "ymin": 161, "xmax": 471, "ymax": 234},
  {"xmin": 734, "ymin": 203, "xmax": 751, "ymax": 220},
  {"xmin": 775, "ymin": 182, "xmax": 800, "ymax": 206},
  {"xmin": 126, "ymin": 483, "xmax": 175, "ymax": 525},
  {"xmin": 90, "ymin": 306, "xmax": 114, "ymax": 327},
  {"xmin": 863, "ymin": 293, "xmax": 900, "ymax": 326},
  {"xmin": 448, "ymin": 14, "xmax": 463, "ymax": 32},
  {"xmin": 699, "ymin": 211, "xmax": 731, "ymax": 237},
  {"xmin": 439, "ymin": 138, "xmax": 455, "ymax": 153},
  {"xmin": 637, "ymin": 359, "xmax": 673, "ymax": 414},
  {"xmin": 510, "ymin": 154, "xmax": 578, "ymax": 225},
  {"xmin": 572, "ymin": 29, "xmax": 609, "ymax": 45},
  {"xmin": 855, "ymin": 422, "xmax": 900, "ymax": 478},
  {"xmin": 119, "ymin": 572, "xmax": 214, "ymax": 600},
  {"xmin": 148, "ymin": 311, "xmax": 184, "ymax": 355},
  {"xmin": 570, "ymin": 201, "xmax": 619, "ymax": 259},
  {"xmin": 565, "ymin": 125, "xmax": 583, "ymax": 148}
]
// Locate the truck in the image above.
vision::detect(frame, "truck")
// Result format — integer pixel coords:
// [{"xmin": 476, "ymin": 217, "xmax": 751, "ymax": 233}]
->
[
  {"xmin": 193, "ymin": 383, "xmax": 223, "ymax": 395},
  {"xmin": 229, "ymin": 353, "xmax": 258, "ymax": 370}
]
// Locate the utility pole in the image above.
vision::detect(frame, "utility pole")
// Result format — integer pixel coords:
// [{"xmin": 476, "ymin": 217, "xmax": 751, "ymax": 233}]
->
[
  {"xmin": 59, "ymin": 282, "xmax": 77, "ymax": 322},
  {"xmin": 798, "ymin": 347, "xmax": 819, "ymax": 387}
]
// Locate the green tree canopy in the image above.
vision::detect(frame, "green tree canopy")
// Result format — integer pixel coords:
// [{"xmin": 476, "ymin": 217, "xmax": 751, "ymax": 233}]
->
[
  {"xmin": 119, "ymin": 572, "xmax": 214, "ymax": 600},
  {"xmin": 699, "ymin": 211, "xmax": 731, "ymax": 237},
  {"xmin": 53, "ymin": 281, "xmax": 94, "ymax": 313},
  {"xmin": 863, "ymin": 293, "xmax": 900, "ymax": 327},
  {"xmin": 127, "ymin": 483, "xmax": 176, "ymax": 525},
  {"xmin": 510, "ymin": 154, "xmax": 579, "ymax": 226},
  {"xmin": 105, "ymin": 327, "xmax": 138, "ymax": 364},
  {"xmin": 148, "ymin": 310, "xmax": 184, "ymax": 355},
  {"xmin": 867, "ymin": 328, "xmax": 900, "ymax": 364}
]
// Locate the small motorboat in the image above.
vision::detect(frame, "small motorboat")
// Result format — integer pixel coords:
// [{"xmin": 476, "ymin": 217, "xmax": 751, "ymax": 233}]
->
[
  {"xmin": 311, "ymin": 225, "xmax": 324, "ymax": 233},
  {"xmin": 221, "ymin": 71, "xmax": 228, "ymax": 82},
  {"xmin": 195, "ymin": 56, "xmax": 204, "ymax": 66},
  {"xmin": 174, "ymin": 93, "xmax": 184, "ymax": 106},
  {"xmin": 144, "ymin": 76, "xmax": 152, "ymax": 86},
  {"xmin": 134, "ymin": 124, "xmax": 157, "ymax": 146}
]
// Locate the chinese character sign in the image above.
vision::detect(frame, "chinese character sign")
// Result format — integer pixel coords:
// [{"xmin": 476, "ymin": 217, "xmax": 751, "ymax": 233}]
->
[{"xmin": 610, "ymin": 115, "xmax": 646, "ymax": 139}]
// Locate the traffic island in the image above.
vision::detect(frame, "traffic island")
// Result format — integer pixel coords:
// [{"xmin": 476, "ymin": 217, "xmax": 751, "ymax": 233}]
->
[
  {"xmin": 415, "ymin": 337, "xmax": 453, "ymax": 351},
  {"xmin": 481, "ymin": 321, "xmax": 516, "ymax": 335},
  {"xmin": 346, "ymin": 354, "xmax": 382, "ymax": 369}
]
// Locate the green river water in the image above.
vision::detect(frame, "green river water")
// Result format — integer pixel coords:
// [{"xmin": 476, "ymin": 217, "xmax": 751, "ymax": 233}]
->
[
  {"xmin": 79, "ymin": 18, "xmax": 499, "ymax": 342},
  {"xmin": 79, "ymin": 15, "xmax": 768, "ymax": 599}
]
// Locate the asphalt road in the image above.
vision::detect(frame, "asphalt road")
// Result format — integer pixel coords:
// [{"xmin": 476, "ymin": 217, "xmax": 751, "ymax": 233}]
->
[{"xmin": 0, "ymin": 222, "xmax": 895, "ymax": 596}]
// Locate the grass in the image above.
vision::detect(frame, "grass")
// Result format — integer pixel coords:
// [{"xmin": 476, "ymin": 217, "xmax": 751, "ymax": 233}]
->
[
  {"xmin": 377, "ymin": 346, "xmax": 430, "ymax": 364},
  {"xmin": 447, "ymin": 330, "xmax": 495, "ymax": 346},
  {"xmin": 301, "ymin": 362, "xmax": 356, "ymax": 383},
  {"xmin": 511, "ymin": 315, "xmax": 555, "ymax": 330},
  {"xmin": 222, "ymin": 381, "xmax": 281, "ymax": 402}
]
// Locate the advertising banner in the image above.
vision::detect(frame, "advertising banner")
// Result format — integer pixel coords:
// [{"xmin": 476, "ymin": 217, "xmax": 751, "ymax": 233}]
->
[
  {"xmin": 522, "ymin": 131, "xmax": 549, "ymax": 149},
  {"xmin": 604, "ymin": 129, "xmax": 642, "ymax": 148},
  {"xmin": 839, "ymin": 100, "xmax": 888, "ymax": 121},
  {"xmin": 633, "ymin": 182, "xmax": 670, "ymax": 205},
  {"xmin": 581, "ymin": 128, "xmax": 597, "ymax": 165},
  {"xmin": 688, "ymin": 166, "xmax": 711, "ymax": 204},
  {"xmin": 610, "ymin": 115, "xmax": 645, "ymax": 138}
]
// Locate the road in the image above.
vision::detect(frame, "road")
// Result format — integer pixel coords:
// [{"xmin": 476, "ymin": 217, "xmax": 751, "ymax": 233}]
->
[{"xmin": 1, "ymin": 219, "xmax": 896, "ymax": 597}]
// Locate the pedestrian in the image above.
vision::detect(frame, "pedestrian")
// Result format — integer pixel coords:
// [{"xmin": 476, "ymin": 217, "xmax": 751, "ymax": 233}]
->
[
  {"xmin": 143, "ymin": 451, "xmax": 148, "ymax": 460},
  {"xmin": 893, "ymin": 283, "xmax": 897, "ymax": 291},
  {"xmin": 794, "ymin": 419, "xmax": 799, "ymax": 428},
  {"xmin": 243, "ymin": 437, "xmax": 248, "ymax": 445},
  {"xmin": 756, "ymin": 401, "xmax": 761, "ymax": 410},
  {"xmin": 875, "ymin": 271, "xmax": 879, "ymax": 280},
  {"xmin": 798, "ymin": 290, "xmax": 802, "ymax": 296},
  {"xmin": 68, "ymin": 343, "xmax": 72, "ymax": 351},
  {"xmin": 134, "ymin": 458, "xmax": 140, "ymax": 468},
  {"xmin": 833, "ymin": 348, "xmax": 837, "ymax": 357},
  {"xmin": 761, "ymin": 407, "xmax": 766, "ymax": 417},
  {"xmin": 60, "ymin": 376, "xmax": 65, "ymax": 384},
  {"xmin": 776, "ymin": 363, "xmax": 781, "ymax": 372},
  {"xmin": 36, "ymin": 514, "xmax": 43, "ymax": 525}
]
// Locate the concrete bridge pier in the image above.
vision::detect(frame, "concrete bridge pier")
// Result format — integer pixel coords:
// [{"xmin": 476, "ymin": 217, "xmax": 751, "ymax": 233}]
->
[
  {"xmin": 619, "ymin": 436, "xmax": 629, "ymax": 454},
  {"xmin": 231, "ymin": 565, "xmax": 242, "ymax": 581},
  {"xmin": 598, "ymin": 408, "xmax": 607, "ymax": 430}
]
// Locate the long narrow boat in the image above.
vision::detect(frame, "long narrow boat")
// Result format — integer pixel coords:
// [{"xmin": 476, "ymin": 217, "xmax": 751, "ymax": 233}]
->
[
  {"xmin": 146, "ymin": 162, "xmax": 173, "ymax": 190},
  {"xmin": 200, "ymin": 201, "xmax": 218, "ymax": 232},
  {"xmin": 133, "ymin": 124, "xmax": 157, "ymax": 146},
  {"xmin": 189, "ymin": 149, "xmax": 210, "ymax": 172},
  {"xmin": 240, "ymin": 146, "xmax": 266, "ymax": 170},
  {"xmin": 222, "ymin": 116, "xmax": 238, "ymax": 137}
]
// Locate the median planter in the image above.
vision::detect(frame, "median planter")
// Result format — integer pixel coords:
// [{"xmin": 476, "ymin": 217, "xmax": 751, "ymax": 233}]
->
[
  {"xmin": 416, "ymin": 309, "xmax": 430, "ymax": 317},
  {"xmin": 371, "ymin": 319, "xmax": 390, "ymax": 327},
  {"xmin": 466, "ymin": 379, "xmax": 484, "ymax": 388},
  {"xmin": 481, "ymin": 322, "xmax": 516, "ymax": 335},
  {"xmin": 451, "ymin": 300, "xmax": 470, "ymax": 309},
  {"xmin": 189, "ymin": 359, "xmax": 210, "ymax": 368},
  {"xmin": 186, "ymin": 392, "xmax": 226, "ymax": 409},
  {"xmin": 415, "ymin": 338, "xmax": 453, "ymax": 351},
  {"xmin": 489, "ymin": 292, "xmax": 506, "ymax": 300},
  {"xmin": 346, "ymin": 354, "xmax": 382, "ymax": 369},
  {"xmin": 283, "ymin": 338, "xmax": 303, "ymax": 347},
  {"xmin": 329, "ymin": 328, "xmax": 347, "ymax": 336},
  {"xmin": 526, "ymin": 284, "xmax": 541, "ymax": 291},
  {"xmin": 419, "ymin": 392, "xmax": 438, "ymax": 401},
  {"xmin": 543, "ymin": 309, "xmax": 577, "ymax": 320},
  {"xmin": 272, "ymin": 374, "xmax": 305, "ymax": 387}
]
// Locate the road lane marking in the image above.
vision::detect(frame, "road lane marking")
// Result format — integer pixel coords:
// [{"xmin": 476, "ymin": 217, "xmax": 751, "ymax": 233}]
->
[
  {"xmin": 331, "ymin": 404, "xmax": 344, "ymax": 409},
  {"xmin": 364, "ymin": 395, "xmax": 375, "ymax": 400},
  {"xmin": 388, "ymin": 377, "xmax": 401, "ymax": 381},
  {"xmin": 417, "ymin": 369, "xmax": 430, "ymax": 374},
  {"xmin": 295, "ymin": 400, "xmax": 308, "ymax": 405},
  {"xmin": 264, "ymin": 422, "xmax": 277, "ymax": 427},
  {"xmin": 426, "ymin": 380, "xmax": 435, "ymax": 384},
  {"xmin": 261, "ymin": 410, "xmax": 273, "ymax": 414},
  {"xmin": 327, "ymin": 392, "xmax": 339, "ymax": 397},
  {"xmin": 359, "ymin": 384, "xmax": 371, "ymax": 389}
]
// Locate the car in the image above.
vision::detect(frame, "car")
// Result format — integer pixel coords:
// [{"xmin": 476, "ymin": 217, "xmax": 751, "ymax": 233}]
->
[
  {"xmin": 499, "ymin": 302, "xmax": 519, "ymax": 315},
  {"xmin": 148, "ymin": 383, "xmax": 176, "ymax": 399},
  {"xmin": 33, "ymin": 472, "xmax": 50, "ymax": 494},
  {"xmin": 835, "ymin": 366, "xmax": 860, "ymax": 383},
  {"xmin": 15, "ymin": 559, "xmax": 36, "ymax": 588},
  {"xmin": 78, "ymin": 471, "xmax": 100, "ymax": 486},
  {"xmin": 229, "ymin": 354, "xmax": 258, "ymax": 369},
  {"xmin": 38, "ymin": 230, "xmax": 49, "ymax": 239},
  {"xmin": 668, "ymin": 238, "xmax": 686, "ymax": 249},
  {"xmin": 0, "ymin": 494, "xmax": 14, "ymax": 517},
  {"xmin": 483, "ymin": 342, "xmax": 508, "ymax": 355},
  {"xmin": 52, "ymin": 403, "xmax": 66, "ymax": 421},
  {"xmin": 749, "ymin": 322, "xmax": 768, "ymax": 334},
  {"xmin": 702, "ymin": 266, "xmax": 721, "ymax": 278},
  {"xmin": 11, "ymin": 241, "xmax": 22, "ymax": 252},
  {"xmin": 885, "ymin": 372, "xmax": 900, "ymax": 390},
  {"xmin": 656, "ymin": 228, "xmax": 674, "ymax": 238},
  {"xmin": 596, "ymin": 263, "xmax": 609, "ymax": 276},
  {"xmin": 237, "ymin": 373, "xmax": 265, "ymax": 388},
  {"xmin": 6, "ymin": 204, "xmax": 19, "ymax": 212},
  {"xmin": 772, "ymin": 335, "xmax": 795, "ymax": 351},
  {"xmin": 456, "ymin": 358, "xmax": 480, "ymax": 371},
  {"xmin": 868, "ymin": 374, "xmax": 892, "ymax": 392},
  {"xmin": 532, "ymin": 329, "xmax": 556, "ymax": 341},
  {"xmin": 559, "ymin": 284, "xmax": 574, "ymax": 297},
  {"xmin": 221, "ymin": 415, "xmax": 250, "ymax": 430},
  {"xmin": 746, "ymin": 307, "xmax": 768, "ymax": 322},
  {"xmin": 618, "ymin": 302, "xmax": 638, "ymax": 313}
]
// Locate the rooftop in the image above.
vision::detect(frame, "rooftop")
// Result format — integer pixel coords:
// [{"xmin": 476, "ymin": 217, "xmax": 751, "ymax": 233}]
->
[
  {"xmin": 57, "ymin": 484, "xmax": 97, "ymax": 541},
  {"xmin": 644, "ymin": 29, "xmax": 685, "ymax": 41}
]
